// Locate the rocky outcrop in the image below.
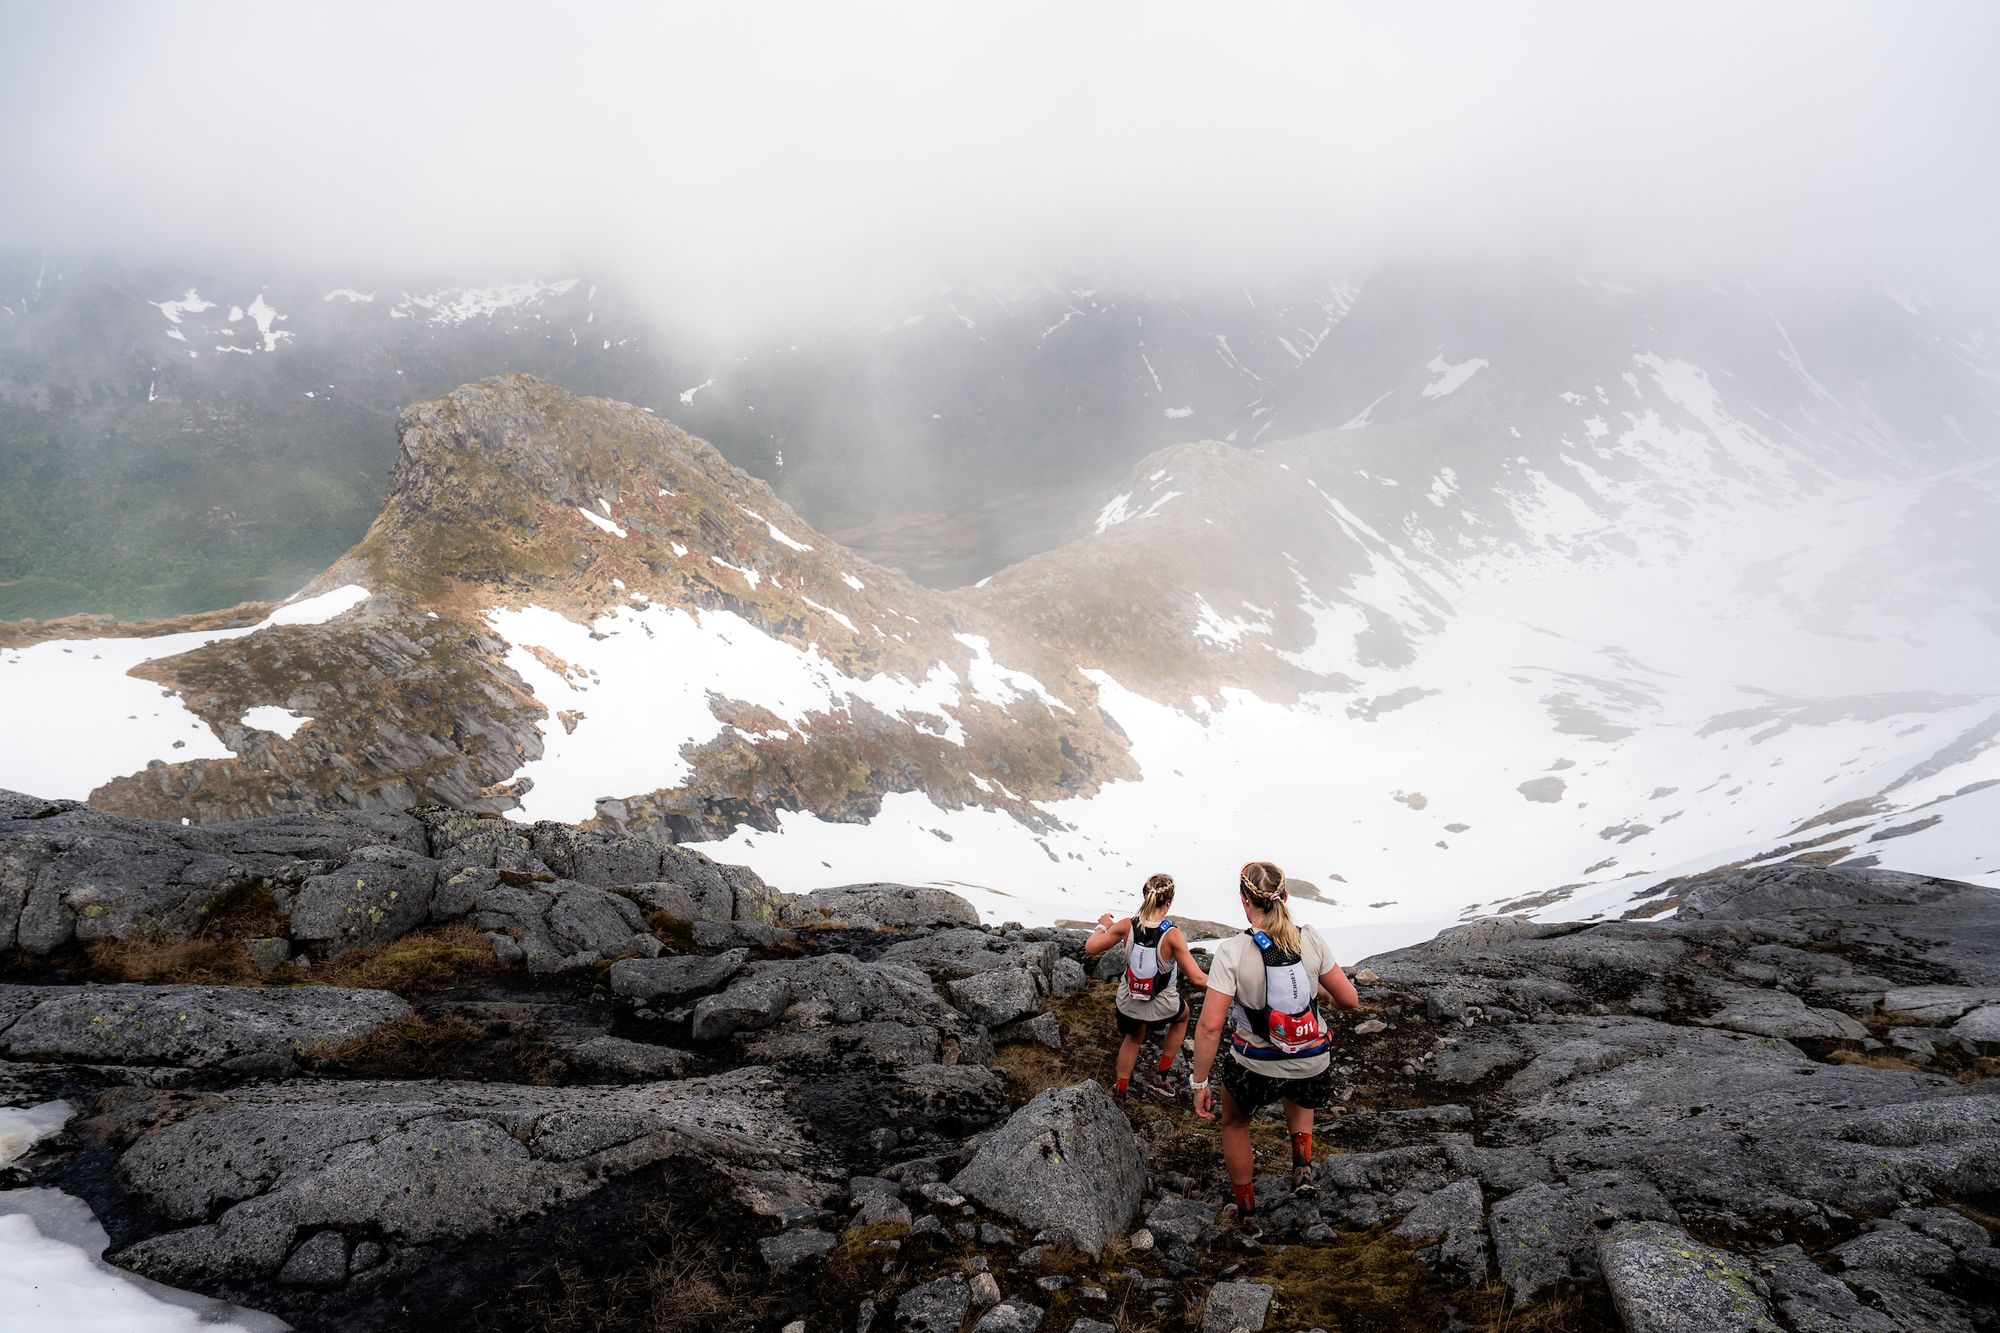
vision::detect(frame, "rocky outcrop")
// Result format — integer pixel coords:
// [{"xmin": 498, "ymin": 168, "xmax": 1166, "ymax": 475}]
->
[
  {"xmin": 952, "ymin": 1080, "xmax": 1145, "ymax": 1256},
  {"xmin": 102, "ymin": 1068, "xmax": 807, "ymax": 1288},
  {"xmin": 0, "ymin": 983, "xmax": 410, "ymax": 1073},
  {"xmin": 4, "ymin": 795, "xmax": 1997, "ymax": 1333}
]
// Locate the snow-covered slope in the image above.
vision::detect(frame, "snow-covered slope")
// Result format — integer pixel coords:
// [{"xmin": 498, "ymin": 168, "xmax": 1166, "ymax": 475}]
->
[{"xmin": 2, "ymin": 271, "xmax": 1995, "ymax": 953}]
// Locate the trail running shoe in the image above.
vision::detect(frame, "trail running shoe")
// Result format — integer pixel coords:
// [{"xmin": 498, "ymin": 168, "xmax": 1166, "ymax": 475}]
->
[
  {"xmin": 1291, "ymin": 1164, "xmax": 1320, "ymax": 1199},
  {"xmin": 1220, "ymin": 1203, "xmax": 1265, "ymax": 1242},
  {"xmin": 1146, "ymin": 1069, "xmax": 1177, "ymax": 1101}
]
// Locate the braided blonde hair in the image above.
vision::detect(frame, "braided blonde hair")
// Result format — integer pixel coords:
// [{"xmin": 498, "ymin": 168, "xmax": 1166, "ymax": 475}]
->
[
  {"xmin": 1239, "ymin": 860, "xmax": 1301, "ymax": 955},
  {"xmin": 1139, "ymin": 872, "xmax": 1176, "ymax": 923}
]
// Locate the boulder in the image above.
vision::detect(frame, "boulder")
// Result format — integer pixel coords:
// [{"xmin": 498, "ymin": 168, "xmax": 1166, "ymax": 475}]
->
[
  {"xmin": 0, "ymin": 983, "xmax": 410, "ymax": 1074},
  {"xmin": 607, "ymin": 949, "xmax": 749, "ymax": 1005},
  {"xmin": 805, "ymin": 883, "xmax": 979, "ymax": 929},
  {"xmin": 1879, "ymin": 984, "xmax": 2000, "ymax": 1022},
  {"xmin": 290, "ymin": 846, "xmax": 441, "ymax": 954},
  {"xmin": 884, "ymin": 929, "xmax": 1058, "ymax": 983},
  {"xmin": 895, "ymin": 1275, "xmax": 971, "ymax": 1333},
  {"xmin": 691, "ymin": 973, "xmax": 792, "ymax": 1042},
  {"xmin": 1598, "ymin": 1221, "xmax": 1780, "ymax": 1332},
  {"xmin": 947, "ymin": 969, "xmax": 1045, "ymax": 1027},
  {"xmin": 1393, "ymin": 1177, "xmax": 1488, "ymax": 1282},
  {"xmin": 974, "ymin": 1299, "xmax": 1043, "ymax": 1332},
  {"xmin": 565, "ymin": 1035, "xmax": 694, "ymax": 1080},
  {"xmin": 952, "ymin": 1081, "xmax": 1143, "ymax": 1256},
  {"xmin": 1201, "ymin": 1280, "xmax": 1272, "ymax": 1333},
  {"xmin": 758, "ymin": 1227, "xmax": 834, "ymax": 1274},
  {"xmin": 995, "ymin": 1012, "xmax": 1063, "ymax": 1050}
]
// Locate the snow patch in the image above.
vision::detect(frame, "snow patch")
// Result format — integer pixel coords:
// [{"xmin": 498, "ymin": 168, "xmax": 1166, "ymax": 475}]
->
[
  {"xmin": 240, "ymin": 706, "xmax": 311, "ymax": 740},
  {"xmin": 1422, "ymin": 353, "xmax": 1489, "ymax": 398},
  {"xmin": 576, "ymin": 507, "xmax": 628, "ymax": 539}
]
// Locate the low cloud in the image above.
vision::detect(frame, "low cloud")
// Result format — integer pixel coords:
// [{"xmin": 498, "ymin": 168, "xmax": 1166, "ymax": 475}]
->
[{"xmin": 2, "ymin": 2, "xmax": 1996, "ymax": 333}]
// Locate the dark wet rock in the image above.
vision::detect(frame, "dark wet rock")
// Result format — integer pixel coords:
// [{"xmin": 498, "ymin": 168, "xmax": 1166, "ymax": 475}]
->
[
  {"xmin": 565, "ymin": 1035, "xmax": 694, "ymax": 1080},
  {"xmin": 973, "ymin": 1298, "xmax": 1044, "ymax": 1332},
  {"xmin": 0, "ymin": 983, "xmax": 409, "ymax": 1073},
  {"xmin": 102, "ymin": 1067, "xmax": 802, "ymax": 1287},
  {"xmin": 607, "ymin": 948, "xmax": 749, "ymax": 1004},
  {"xmin": 759, "ymin": 1227, "xmax": 834, "ymax": 1273},
  {"xmin": 806, "ymin": 884, "xmax": 979, "ymax": 930},
  {"xmin": 895, "ymin": 1274, "xmax": 971, "ymax": 1333},
  {"xmin": 1760, "ymin": 1244, "xmax": 1900, "ymax": 1333},
  {"xmin": 1200, "ymin": 1279, "xmax": 1272, "ymax": 1332},
  {"xmin": 995, "ymin": 1012, "xmax": 1063, "ymax": 1050},
  {"xmin": 278, "ymin": 1230, "xmax": 350, "ymax": 1289},
  {"xmin": 954, "ymin": 1081, "xmax": 1144, "ymax": 1256},
  {"xmin": 1392, "ymin": 1178, "xmax": 1488, "ymax": 1282},
  {"xmin": 1597, "ymin": 1222, "xmax": 1779, "ymax": 1332},
  {"xmin": 948, "ymin": 968, "xmax": 1046, "ymax": 1027},
  {"xmin": 691, "ymin": 972, "xmax": 793, "ymax": 1042},
  {"xmin": 1830, "ymin": 1223, "xmax": 1960, "ymax": 1277}
]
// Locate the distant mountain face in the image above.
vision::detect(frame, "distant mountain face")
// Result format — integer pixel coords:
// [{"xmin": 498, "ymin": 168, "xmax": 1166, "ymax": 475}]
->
[
  {"xmin": 0, "ymin": 256, "xmax": 1350, "ymax": 617},
  {"xmin": 3, "ymin": 257, "xmax": 1997, "ymax": 945}
]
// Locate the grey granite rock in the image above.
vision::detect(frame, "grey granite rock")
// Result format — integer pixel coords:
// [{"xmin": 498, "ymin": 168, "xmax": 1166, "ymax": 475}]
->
[
  {"xmin": 1201, "ymin": 1279, "xmax": 1272, "ymax": 1333},
  {"xmin": 947, "ymin": 968, "xmax": 1045, "ymax": 1027},
  {"xmin": 806, "ymin": 884, "xmax": 979, "ymax": 929},
  {"xmin": 758, "ymin": 1227, "xmax": 834, "ymax": 1273},
  {"xmin": 1393, "ymin": 1177, "xmax": 1488, "ymax": 1281},
  {"xmin": 607, "ymin": 949, "xmax": 749, "ymax": 1004},
  {"xmin": 953, "ymin": 1081, "xmax": 1143, "ymax": 1256},
  {"xmin": 895, "ymin": 1275, "xmax": 971, "ymax": 1333},
  {"xmin": 1598, "ymin": 1222, "xmax": 1779, "ymax": 1332},
  {"xmin": 972, "ymin": 1298, "xmax": 1044, "ymax": 1331},
  {"xmin": 0, "ymin": 983, "xmax": 410, "ymax": 1073}
]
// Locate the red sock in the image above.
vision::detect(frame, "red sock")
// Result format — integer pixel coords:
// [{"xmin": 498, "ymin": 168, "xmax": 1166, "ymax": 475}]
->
[
  {"xmin": 1291, "ymin": 1131, "xmax": 1313, "ymax": 1166},
  {"xmin": 1114, "ymin": 1077, "xmax": 1129, "ymax": 1096},
  {"xmin": 1232, "ymin": 1182, "xmax": 1256, "ymax": 1214},
  {"xmin": 1156, "ymin": 1054, "xmax": 1175, "ymax": 1072}
]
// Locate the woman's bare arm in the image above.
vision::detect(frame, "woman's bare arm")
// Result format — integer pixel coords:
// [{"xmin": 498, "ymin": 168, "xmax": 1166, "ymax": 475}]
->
[
  {"xmin": 1319, "ymin": 963, "xmax": 1361, "ymax": 1010},
  {"xmin": 1168, "ymin": 929, "xmax": 1209, "ymax": 988},
  {"xmin": 1190, "ymin": 986, "xmax": 1232, "ymax": 1120},
  {"xmin": 1082, "ymin": 913, "xmax": 1130, "ymax": 957}
]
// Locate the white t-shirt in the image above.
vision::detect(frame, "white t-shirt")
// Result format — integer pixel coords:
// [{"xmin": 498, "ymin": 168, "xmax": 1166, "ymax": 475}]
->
[{"xmin": 1206, "ymin": 924, "xmax": 1336, "ymax": 1078}]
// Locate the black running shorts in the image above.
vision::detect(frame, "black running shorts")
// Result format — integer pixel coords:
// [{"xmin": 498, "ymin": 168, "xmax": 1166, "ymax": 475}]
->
[
  {"xmin": 1219, "ymin": 1053, "xmax": 1334, "ymax": 1115},
  {"xmin": 1115, "ymin": 998, "xmax": 1190, "ymax": 1038}
]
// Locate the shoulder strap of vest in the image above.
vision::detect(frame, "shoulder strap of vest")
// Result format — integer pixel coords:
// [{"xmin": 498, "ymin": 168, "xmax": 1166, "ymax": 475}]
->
[{"xmin": 1159, "ymin": 917, "xmax": 1173, "ymax": 935}]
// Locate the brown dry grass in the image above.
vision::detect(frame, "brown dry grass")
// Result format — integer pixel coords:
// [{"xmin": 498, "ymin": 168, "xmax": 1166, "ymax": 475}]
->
[
  {"xmin": 81, "ymin": 881, "xmax": 286, "ymax": 985},
  {"xmin": 305, "ymin": 920, "xmax": 500, "ymax": 993}
]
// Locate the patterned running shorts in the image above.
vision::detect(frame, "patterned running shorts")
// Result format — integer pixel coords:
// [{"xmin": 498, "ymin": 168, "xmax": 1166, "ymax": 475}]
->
[{"xmin": 1219, "ymin": 1053, "xmax": 1335, "ymax": 1115}]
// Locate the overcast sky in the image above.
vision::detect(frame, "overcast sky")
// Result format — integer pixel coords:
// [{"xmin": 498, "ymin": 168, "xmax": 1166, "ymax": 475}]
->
[{"xmin": 2, "ymin": 2, "xmax": 1995, "ymax": 330}]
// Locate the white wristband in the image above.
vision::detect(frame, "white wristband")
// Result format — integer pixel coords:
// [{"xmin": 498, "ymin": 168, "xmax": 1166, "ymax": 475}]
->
[{"xmin": 1189, "ymin": 1078, "xmax": 1209, "ymax": 1090}]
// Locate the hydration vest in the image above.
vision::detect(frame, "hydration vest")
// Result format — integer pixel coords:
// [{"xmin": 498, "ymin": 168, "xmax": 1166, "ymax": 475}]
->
[
  {"xmin": 1124, "ymin": 917, "xmax": 1176, "ymax": 1000},
  {"xmin": 1233, "ymin": 928, "xmax": 1330, "ymax": 1058}
]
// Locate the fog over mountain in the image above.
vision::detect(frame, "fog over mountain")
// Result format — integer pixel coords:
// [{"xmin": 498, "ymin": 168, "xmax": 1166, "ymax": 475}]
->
[
  {"xmin": 4, "ymin": 3, "xmax": 1998, "ymax": 330},
  {"xmin": 7, "ymin": 9, "xmax": 2000, "ymax": 1333}
]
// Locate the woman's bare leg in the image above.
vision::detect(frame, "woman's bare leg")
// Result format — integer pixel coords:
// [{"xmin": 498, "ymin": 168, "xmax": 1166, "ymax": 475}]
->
[
  {"xmin": 1220, "ymin": 1086, "xmax": 1257, "ymax": 1213},
  {"xmin": 1113, "ymin": 1033, "xmax": 1142, "ymax": 1095}
]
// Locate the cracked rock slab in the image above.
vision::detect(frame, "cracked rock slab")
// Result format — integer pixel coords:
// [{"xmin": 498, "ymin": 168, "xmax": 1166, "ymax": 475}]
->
[
  {"xmin": 0, "ymin": 983, "xmax": 410, "ymax": 1073},
  {"xmin": 1598, "ymin": 1221, "xmax": 1780, "ymax": 1332}
]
